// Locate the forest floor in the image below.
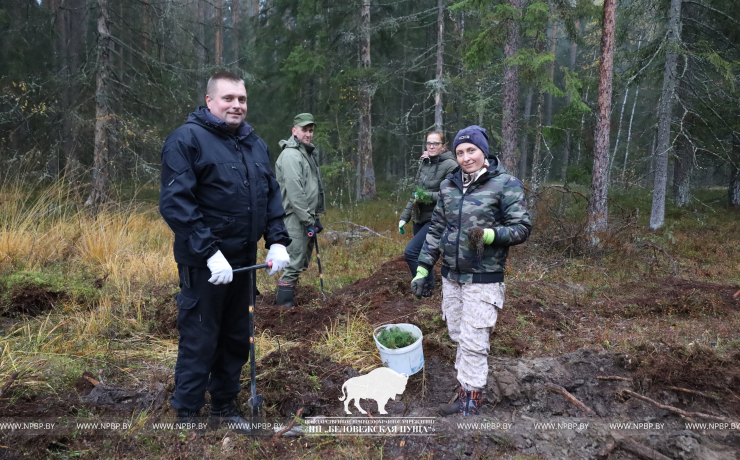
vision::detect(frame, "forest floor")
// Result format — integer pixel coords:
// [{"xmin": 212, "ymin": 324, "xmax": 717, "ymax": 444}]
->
[{"xmin": 1, "ymin": 184, "xmax": 740, "ymax": 459}]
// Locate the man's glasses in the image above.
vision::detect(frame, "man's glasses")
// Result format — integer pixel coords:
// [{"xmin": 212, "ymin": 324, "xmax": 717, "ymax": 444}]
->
[{"xmin": 425, "ymin": 142, "xmax": 442, "ymax": 147}]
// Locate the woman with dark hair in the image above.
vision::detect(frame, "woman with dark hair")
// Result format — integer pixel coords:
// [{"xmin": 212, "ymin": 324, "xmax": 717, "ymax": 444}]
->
[
  {"xmin": 411, "ymin": 125, "xmax": 531, "ymax": 416},
  {"xmin": 398, "ymin": 131, "xmax": 458, "ymax": 297}
]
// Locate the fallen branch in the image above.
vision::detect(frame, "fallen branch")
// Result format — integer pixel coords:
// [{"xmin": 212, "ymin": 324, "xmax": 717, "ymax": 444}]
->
[
  {"xmin": 666, "ymin": 386, "xmax": 718, "ymax": 399},
  {"xmin": 328, "ymin": 221, "xmax": 390, "ymax": 239},
  {"xmin": 617, "ymin": 439, "xmax": 672, "ymax": 460},
  {"xmin": 319, "ymin": 365, "xmax": 347, "ymax": 379},
  {"xmin": 0, "ymin": 372, "xmax": 19, "ymax": 397},
  {"xmin": 84, "ymin": 375, "xmax": 100, "ymax": 386},
  {"xmin": 622, "ymin": 390, "xmax": 739, "ymax": 427},
  {"xmin": 645, "ymin": 242, "xmax": 679, "ymax": 277},
  {"xmin": 726, "ymin": 387, "xmax": 740, "ymax": 402},
  {"xmin": 448, "ymin": 392, "xmax": 458, "ymax": 405},
  {"xmin": 274, "ymin": 408, "xmax": 303, "ymax": 439},
  {"xmin": 733, "ymin": 289, "xmax": 740, "ymax": 299},
  {"xmin": 544, "ymin": 382, "xmax": 594, "ymax": 414},
  {"xmin": 597, "ymin": 375, "xmax": 632, "ymax": 382}
]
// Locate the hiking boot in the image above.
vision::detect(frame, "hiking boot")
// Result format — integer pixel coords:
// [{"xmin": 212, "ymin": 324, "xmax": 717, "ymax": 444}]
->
[
  {"xmin": 209, "ymin": 399, "xmax": 251, "ymax": 434},
  {"xmin": 276, "ymin": 284, "xmax": 295, "ymax": 308},
  {"xmin": 175, "ymin": 408, "xmax": 204, "ymax": 431}
]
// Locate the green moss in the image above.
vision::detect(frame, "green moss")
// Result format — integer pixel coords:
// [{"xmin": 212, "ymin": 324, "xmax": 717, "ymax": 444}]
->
[
  {"xmin": 376, "ymin": 326, "xmax": 417, "ymax": 349},
  {"xmin": 1, "ymin": 269, "xmax": 101, "ymax": 312}
]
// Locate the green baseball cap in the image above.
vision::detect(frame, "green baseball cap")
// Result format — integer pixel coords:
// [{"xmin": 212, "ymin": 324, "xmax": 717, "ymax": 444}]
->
[{"xmin": 293, "ymin": 113, "xmax": 315, "ymax": 127}]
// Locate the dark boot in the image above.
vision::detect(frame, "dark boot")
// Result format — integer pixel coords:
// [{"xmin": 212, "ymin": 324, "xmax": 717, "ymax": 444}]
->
[
  {"xmin": 208, "ymin": 399, "xmax": 251, "ymax": 434},
  {"xmin": 438, "ymin": 385, "xmax": 464, "ymax": 416},
  {"xmin": 275, "ymin": 284, "xmax": 295, "ymax": 307},
  {"xmin": 176, "ymin": 408, "xmax": 204, "ymax": 430}
]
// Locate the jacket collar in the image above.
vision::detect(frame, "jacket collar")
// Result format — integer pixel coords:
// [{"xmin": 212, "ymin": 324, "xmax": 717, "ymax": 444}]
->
[
  {"xmin": 279, "ymin": 136, "xmax": 316, "ymax": 155},
  {"xmin": 187, "ymin": 106, "xmax": 255, "ymax": 141},
  {"xmin": 450, "ymin": 155, "xmax": 505, "ymax": 190}
]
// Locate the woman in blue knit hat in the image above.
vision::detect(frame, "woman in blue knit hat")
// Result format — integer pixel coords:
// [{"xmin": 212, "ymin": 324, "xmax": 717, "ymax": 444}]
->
[{"xmin": 411, "ymin": 125, "xmax": 532, "ymax": 416}]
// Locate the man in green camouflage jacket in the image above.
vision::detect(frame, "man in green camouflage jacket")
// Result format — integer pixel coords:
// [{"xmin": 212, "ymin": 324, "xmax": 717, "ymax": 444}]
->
[
  {"xmin": 275, "ymin": 113, "xmax": 326, "ymax": 307},
  {"xmin": 413, "ymin": 125, "xmax": 531, "ymax": 416}
]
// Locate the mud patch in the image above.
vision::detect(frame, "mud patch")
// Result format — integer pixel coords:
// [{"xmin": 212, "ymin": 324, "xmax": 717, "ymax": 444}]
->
[{"xmin": 5, "ymin": 288, "xmax": 68, "ymax": 316}]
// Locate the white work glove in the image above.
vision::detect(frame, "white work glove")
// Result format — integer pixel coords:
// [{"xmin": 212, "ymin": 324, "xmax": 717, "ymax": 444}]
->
[
  {"xmin": 206, "ymin": 250, "xmax": 233, "ymax": 285},
  {"xmin": 398, "ymin": 220, "xmax": 407, "ymax": 234},
  {"xmin": 265, "ymin": 244, "xmax": 290, "ymax": 276}
]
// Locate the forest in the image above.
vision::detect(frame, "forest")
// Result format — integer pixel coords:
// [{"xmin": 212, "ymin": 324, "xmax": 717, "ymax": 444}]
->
[{"xmin": 1, "ymin": 0, "xmax": 739, "ymax": 458}]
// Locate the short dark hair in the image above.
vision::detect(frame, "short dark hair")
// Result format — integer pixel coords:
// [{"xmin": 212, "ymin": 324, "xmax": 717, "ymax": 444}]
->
[
  {"xmin": 427, "ymin": 131, "xmax": 446, "ymax": 145},
  {"xmin": 207, "ymin": 71, "xmax": 244, "ymax": 96}
]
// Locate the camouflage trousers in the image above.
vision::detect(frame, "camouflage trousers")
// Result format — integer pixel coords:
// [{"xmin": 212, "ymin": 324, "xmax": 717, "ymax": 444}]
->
[{"xmin": 441, "ymin": 278, "xmax": 505, "ymax": 390}]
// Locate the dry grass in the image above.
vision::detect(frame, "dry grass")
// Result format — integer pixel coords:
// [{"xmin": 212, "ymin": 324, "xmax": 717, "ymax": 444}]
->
[{"xmin": 312, "ymin": 310, "xmax": 381, "ymax": 373}]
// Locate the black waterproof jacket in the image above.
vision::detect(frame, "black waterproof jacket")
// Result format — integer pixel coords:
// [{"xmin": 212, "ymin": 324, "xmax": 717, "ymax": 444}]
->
[{"xmin": 159, "ymin": 107, "xmax": 291, "ymax": 267}]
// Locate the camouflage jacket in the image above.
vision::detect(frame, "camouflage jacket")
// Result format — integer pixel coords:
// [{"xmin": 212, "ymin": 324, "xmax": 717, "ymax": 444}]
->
[{"xmin": 417, "ymin": 157, "xmax": 531, "ymax": 283}]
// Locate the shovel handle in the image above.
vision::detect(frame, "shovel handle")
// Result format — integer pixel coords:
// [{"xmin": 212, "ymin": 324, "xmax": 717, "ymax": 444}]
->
[{"xmin": 233, "ymin": 261, "xmax": 272, "ymax": 274}]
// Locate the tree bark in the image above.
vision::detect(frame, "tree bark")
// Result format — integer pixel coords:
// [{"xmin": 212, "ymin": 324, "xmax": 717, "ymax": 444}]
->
[
  {"xmin": 501, "ymin": 0, "xmax": 521, "ymax": 174},
  {"xmin": 233, "ymin": 0, "xmax": 240, "ymax": 64},
  {"xmin": 433, "ymin": 0, "xmax": 445, "ymax": 132},
  {"xmin": 649, "ymin": 0, "xmax": 682, "ymax": 229},
  {"xmin": 86, "ymin": 0, "xmax": 114, "ymax": 206},
  {"xmin": 730, "ymin": 133, "xmax": 740, "ymax": 208},
  {"xmin": 519, "ymin": 87, "xmax": 533, "ymax": 181},
  {"xmin": 545, "ymin": 19, "xmax": 557, "ymax": 128},
  {"xmin": 561, "ymin": 23, "xmax": 578, "ymax": 181},
  {"xmin": 585, "ymin": 0, "xmax": 617, "ymax": 238},
  {"xmin": 215, "ymin": 0, "xmax": 224, "ymax": 65},
  {"xmin": 531, "ymin": 92, "xmax": 544, "ymax": 189},
  {"xmin": 196, "ymin": 0, "xmax": 207, "ymax": 100},
  {"xmin": 357, "ymin": 0, "xmax": 376, "ymax": 200}
]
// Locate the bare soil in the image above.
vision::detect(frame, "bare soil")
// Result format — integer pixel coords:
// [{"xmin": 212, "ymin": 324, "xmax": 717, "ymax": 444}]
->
[{"xmin": 2, "ymin": 257, "xmax": 740, "ymax": 459}]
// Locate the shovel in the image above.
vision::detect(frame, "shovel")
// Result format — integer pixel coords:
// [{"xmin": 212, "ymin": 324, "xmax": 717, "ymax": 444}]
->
[{"xmin": 232, "ymin": 261, "xmax": 272, "ymax": 421}]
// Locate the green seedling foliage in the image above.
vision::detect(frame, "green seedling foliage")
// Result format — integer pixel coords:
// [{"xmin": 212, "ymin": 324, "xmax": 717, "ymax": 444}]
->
[
  {"xmin": 414, "ymin": 187, "xmax": 433, "ymax": 205},
  {"xmin": 377, "ymin": 326, "xmax": 417, "ymax": 349}
]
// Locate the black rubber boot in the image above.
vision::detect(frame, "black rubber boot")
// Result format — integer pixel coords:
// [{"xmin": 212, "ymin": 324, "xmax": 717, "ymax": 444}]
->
[
  {"xmin": 208, "ymin": 399, "xmax": 251, "ymax": 434},
  {"xmin": 276, "ymin": 284, "xmax": 295, "ymax": 307}
]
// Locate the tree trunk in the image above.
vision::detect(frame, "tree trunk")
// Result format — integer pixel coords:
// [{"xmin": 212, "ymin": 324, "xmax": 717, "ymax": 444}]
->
[
  {"xmin": 649, "ymin": 0, "xmax": 682, "ymax": 230},
  {"xmin": 519, "ymin": 87, "xmax": 533, "ymax": 181},
  {"xmin": 730, "ymin": 133, "xmax": 740, "ymax": 208},
  {"xmin": 501, "ymin": 0, "xmax": 521, "ymax": 174},
  {"xmin": 621, "ymin": 84, "xmax": 640, "ymax": 183},
  {"xmin": 357, "ymin": 0, "xmax": 376, "ymax": 200},
  {"xmin": 196, "ymin": 0, "xmax": 206, "ymax": 100},
  {"xmin": 672, "ymin": 133, "xmax": 692, "ymax": 206},
  {"xmin": 561, "ymin": 23, "xmax": 578, "ymax": 181},
  {"xmin": 232, "ymin": 0, "xmax": 240, "ymax": 64},
  {"xmin": 433, "ymin": 0, "xmax": 444, "ymax": 131},
  {"xmin": 585, "ymin": 0, "xmax": 617, "ymax": 238},
  {"xmin": 531, "ymin": 92, "xmax": 544, "ymax": 189},
  {"xmin": 86, "ymin": 0, "xmax": 114, "ymax": 206},
  {"xmin": 215, "ymin": 0, "xmax": 223, "ymax": 65},
  {"xmin": 545, "ymin": 19, "xmax": 557, "ymax": 127}
]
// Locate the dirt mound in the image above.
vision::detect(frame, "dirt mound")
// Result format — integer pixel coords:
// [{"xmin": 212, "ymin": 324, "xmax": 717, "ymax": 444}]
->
[{"xmin": 5, "ymin": 287, "xmax": 68, "ymax": 316}]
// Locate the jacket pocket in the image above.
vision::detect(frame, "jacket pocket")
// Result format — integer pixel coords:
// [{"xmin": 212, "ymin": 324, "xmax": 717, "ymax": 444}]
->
[
  {"xmin": 464, "ymin": 283, "xmax": 505, "ymax": 328},
  {"xmin": 175, "ymin": 292, "xmax": 199, "ymax": 310}
]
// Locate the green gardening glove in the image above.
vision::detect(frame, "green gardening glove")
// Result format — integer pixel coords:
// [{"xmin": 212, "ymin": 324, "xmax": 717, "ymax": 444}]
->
[
  {"xmin": 398, "ymin": 220, "xmax": 406, "ymax": 234},
  {"xmin": 410, "ymin": 267, "xmax": 428, "ymax": 297},
  {"xmin": 483, "ymin": 228, "xmax": 495, "ymax": 245}
]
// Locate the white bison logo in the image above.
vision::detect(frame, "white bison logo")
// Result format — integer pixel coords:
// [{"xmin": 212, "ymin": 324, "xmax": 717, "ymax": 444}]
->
[{"xmin": 339, "ymin": 367, "xmax": 409, "ymax": 414}]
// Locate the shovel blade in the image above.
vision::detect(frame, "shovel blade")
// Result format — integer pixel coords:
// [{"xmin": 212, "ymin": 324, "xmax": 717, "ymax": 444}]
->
[{"xmin": 248, "ymin": 394, "xmax": 263, "ymax": 416}]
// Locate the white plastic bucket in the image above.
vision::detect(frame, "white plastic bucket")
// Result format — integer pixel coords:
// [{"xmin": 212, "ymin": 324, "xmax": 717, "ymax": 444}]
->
[{"xmin": 373, "ymin": 323, "xmax": 424, "ymax": 376}]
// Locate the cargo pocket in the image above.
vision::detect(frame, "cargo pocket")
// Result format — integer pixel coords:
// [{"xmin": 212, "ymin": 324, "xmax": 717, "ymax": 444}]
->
[
  {"xmin": 176, "ymin": 292, "xmax": 199, "ymax": 310},
  {"xmin": 464, "ymin": 283, "xmax": 504, "ymax": 328}
]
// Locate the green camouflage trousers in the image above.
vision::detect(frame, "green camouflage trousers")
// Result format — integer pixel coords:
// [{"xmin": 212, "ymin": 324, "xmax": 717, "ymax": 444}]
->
[
  {"xmin": 279, "ymin": 214, "xmax": 316, "ymax": 284},
  {"xmin": 441, "ymin": 278, "xmax": 505, "ymax": 390}
]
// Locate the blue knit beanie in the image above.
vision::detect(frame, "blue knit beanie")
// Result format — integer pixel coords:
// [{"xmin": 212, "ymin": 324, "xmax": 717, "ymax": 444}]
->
[{"xmin": 452, "ymin": 125, "xmax": 489, "ymax": 158}]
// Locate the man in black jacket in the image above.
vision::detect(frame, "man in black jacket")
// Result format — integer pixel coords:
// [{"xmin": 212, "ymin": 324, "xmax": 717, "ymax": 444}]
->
[{"xmin": 160, "ymin": 71, "xmax": 291, "ymax": 431}]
